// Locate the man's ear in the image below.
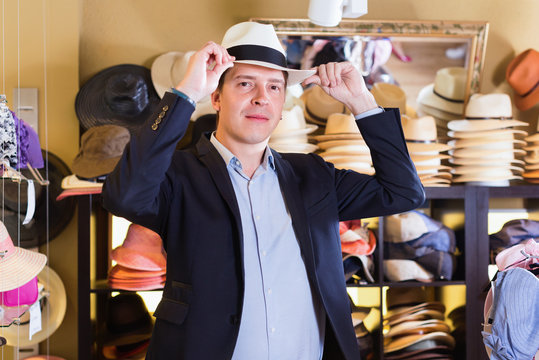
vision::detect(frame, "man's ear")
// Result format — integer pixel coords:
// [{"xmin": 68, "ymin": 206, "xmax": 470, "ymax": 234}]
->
[{"xmin": 211, "ymin": 90, "xmax": 221, "ymax": 112}]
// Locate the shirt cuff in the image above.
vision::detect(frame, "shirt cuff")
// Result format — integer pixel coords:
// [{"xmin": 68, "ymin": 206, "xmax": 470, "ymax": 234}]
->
[
  {"xmin": 170, "ymin": 88, "xmax": 196, "ymax": 108},
  {"xmin": 354, "ymin": 106, "xmax": 384, "ymax": 120}
]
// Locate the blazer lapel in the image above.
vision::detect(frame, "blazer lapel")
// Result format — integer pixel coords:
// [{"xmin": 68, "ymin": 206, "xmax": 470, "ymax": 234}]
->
[{"xmin": 273, "ymin": 152, "xmax": 319, "ymax": 287}]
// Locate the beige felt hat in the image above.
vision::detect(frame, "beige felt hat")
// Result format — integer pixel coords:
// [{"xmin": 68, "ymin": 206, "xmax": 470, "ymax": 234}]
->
[
  {"xmin": 447, "ymin": 119, "xmax": 528, "ymax": 132},
  {"xmin": 301, "ymin": 85, "xmax": 348, "ymax": 125},
  {"xmin": 448, "ymin": 137, "xmax": 526, "ymax": 149},
  {"xmin": 416, "ymin": 67, "xmax": 467, "ymax": 116},
  {"xmin": 449, "ymin": 147, "xmax": 525, "ymax": 159},
  {"xmin": 385, "ymin": 319, "xmax": 450, "ymax": 339},
  {"xmin": 451, "ymin": 165, "xmax": 524, "ymax": 175},
  {"xmin": 370, "ymin": 82, "xmax": 406, "ymax": 115},
  {"xmin": 311, "ymin": 113, "xmax": 364, "ymax": 142}
]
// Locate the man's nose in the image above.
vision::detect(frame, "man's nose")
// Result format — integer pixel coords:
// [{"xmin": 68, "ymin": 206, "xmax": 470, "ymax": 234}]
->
[{"xmin": 252, "ymin": 86, "xmax": 270, "ymax": 106}]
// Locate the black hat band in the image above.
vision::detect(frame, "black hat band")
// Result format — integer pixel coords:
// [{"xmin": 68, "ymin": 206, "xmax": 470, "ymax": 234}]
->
[{"xmin": 226, "ymin": 45, "xmax": 287, "ymax": 68}]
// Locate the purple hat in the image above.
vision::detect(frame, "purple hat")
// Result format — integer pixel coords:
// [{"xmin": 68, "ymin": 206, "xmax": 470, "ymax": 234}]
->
[{"xmin": 12, "ymin": 111, "xmax": 44, "ymax": 169}]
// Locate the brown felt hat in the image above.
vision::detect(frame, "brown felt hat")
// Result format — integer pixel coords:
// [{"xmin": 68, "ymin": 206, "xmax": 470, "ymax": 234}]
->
[{"xmin": 72, "ymin": 125, "xmax": 130, "ymax": 178}]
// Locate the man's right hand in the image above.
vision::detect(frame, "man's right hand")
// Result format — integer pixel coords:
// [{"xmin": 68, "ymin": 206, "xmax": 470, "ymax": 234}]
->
[{"xmin": 174, "ymin": 41, "xmax": 235, "ymax": 103}]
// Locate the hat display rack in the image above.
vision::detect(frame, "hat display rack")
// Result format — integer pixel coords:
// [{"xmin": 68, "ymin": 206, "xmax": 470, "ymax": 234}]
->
[{"xmin": 0, "ymin": 4, "xmax": 68, "ymax": 359}]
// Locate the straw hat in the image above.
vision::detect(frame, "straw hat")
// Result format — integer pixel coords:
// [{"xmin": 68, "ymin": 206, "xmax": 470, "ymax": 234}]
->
[
  {"xmin": 311, "ymin": 113, "xmax": 364, "ymax": 142},
  {"xmin": 221, "ymin": 22, "xmax": 315, "ymax": 86},
  {"xmin": 447, "ymin": 119, "xmax": 527, "ymax": 132},
  {"xmin": 270, "ymin": 104, "xmax": 317, "ymax": 139},
  {"xmin": 301, "ymin": 85, "xmax": 347, "ymax": 125},
  {"xmin": 506, "ymin": 49, "xmax": 539, "ymax": 111},
  {"xmin": 449, "ymin": 147, "xmax": 525, "ymax": 159},
  {"xmin": 269, "ymin": 142, "xmax": 318, "ymax": 154},
  {"xmin": 451, "ymin": 165, "xmax": 524, "ymax": 175},
  {"xmin": 447, "ymin": 138, "xmax": 525, "ymax": 150},
  {"xmin": 449, "ymin": 156, "xmax": 524, "ymax": 166},
  {"xmin": 464, "ymin": 93, "xmax": 514, "ymax": 119},
  {"xmin": 451, "ymin": 169, "xmax": 523, "ymax": 184},
  {"xmin": 370, "ymin": 82, "xmax": 406, "ymax": 115},
  {"xmin": 0, "ymin": 221, "xmax": 47, "ymax": 292},
  {"xmin": 416, "ymin": 67, "xmax": 467, "ymax": 115},
  {"xmin": 448, "ymin": 128, "xmax": 528, "ymax": 139},
  {"xmin": 402, "ymin": 116, "xmax": 452, "ymax": 153},
  {"xmin": 1, "ymin": 266, "xmax": 67, "ymax": 347}
]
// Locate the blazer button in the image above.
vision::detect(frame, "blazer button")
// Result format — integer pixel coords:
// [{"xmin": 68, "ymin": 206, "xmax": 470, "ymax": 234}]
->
[
  {"xmin": 162, "ymin": 105, "xmax": 169, "ymax": 111},
  {"xmin": 151, "ymin": 123, "xmax": 158, "ymax": 131},
  {"xmin": 158, "ymin": 111, "xmax": 166, "ymax": 118},
  {"xmin": 155, "ymin": 118, "xmax": 162, "ymax": 124}
]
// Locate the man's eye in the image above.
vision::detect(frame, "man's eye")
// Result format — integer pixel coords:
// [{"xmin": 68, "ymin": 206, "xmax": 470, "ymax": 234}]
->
[
  {"xmin": 271, "ymin": 85, "xmax": 282, "ymax": 91},
  {"xmin": 239, "ymin": 82, "xmax": 250, "ymax": 87}
]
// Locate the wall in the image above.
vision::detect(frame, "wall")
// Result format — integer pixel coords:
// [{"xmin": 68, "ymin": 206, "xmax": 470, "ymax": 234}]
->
[
  {"xmin": 0, "ymin": 0, "xmax": 79, "ymax": 358},
  {"xmin": 80, "ymin": 0, "xmax": 539, "ymax": 129}
]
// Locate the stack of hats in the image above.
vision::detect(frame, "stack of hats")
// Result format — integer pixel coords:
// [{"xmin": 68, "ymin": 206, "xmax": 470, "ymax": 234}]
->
[
  {"xmin": 383, "ymin": 210, "xmax": 457, "ymax": 282},
  {"xmin": 269, "ymin": 103, "xmax": 318, "ymax": 153},
  {"xmin": 301, "ymin": 85, "xmax": 349, "ymax": 126},
  {"xmin": 384, "ymin": 287, "xmax": 455, "ymax": 359},
  {"xmin": 417, "ymin": 67, "xmax": 468, "ymax": 141},
  {"xmin": 506, "ymin": 48, "xmax": 539, "ymax": 111},
  {"xmin": 57, "ymin": 124, "xmax": 131, "ymax": 200},
  {"xmin": 340, "ymin": 219, "xmax": 377, "ymax": 284},
  {"xmin": 101, "ymin": 293, "xmax": 153, "ymax": 359},
  {"xmin": 523, "ymin": 130, "xmax": 539, "ymax": 183},
  {"xmin": 108, "ymin": 223, "xmax": 166, "ymax": 291},
  {"xmin": 311, "ymin": 113, "xmax": 374, "ymax": 175},
  {"xmin": 349, "ymin": 299, "xmax": 375, "ymax": 359},
  {"xmin": 370, "ymin": 82, "xmax": 416, "ymax": 119},
  {"xmin": 401, "ymin": 116, "xmax": 453, "ymax": 187},
  {"xmin": 151, "ymin": 50, "xmax": 215, "ymax": 121},
  {"xmin": 447, "ymin": 93, "xmax": 528, "ymax": 186}
]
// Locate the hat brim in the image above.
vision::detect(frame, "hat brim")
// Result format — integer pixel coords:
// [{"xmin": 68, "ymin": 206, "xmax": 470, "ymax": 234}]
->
[
  {"xmin": 1, "ymin": 150, "xmax": 76, "ymax": 248},
  {"xmin": 2, "ymin": 266, "xmax": 67, "ymax": 347},
  {"xmin": 269, "ymin": 143, "xmax": 318, "ymax": 153},
  {"xmin": 75, "ymin": 64, "xmax": 160, "ymax": 132},
  {"xmin": 151, "ymin": 51, "xmax": 185, "ymax": 98},
  {"xmin": 447, "ymin": 119, "xmax": 528, "ymax": 132},
  {"xmin": 0, "ymin": 247, "xmax": 47, "ymax": 291},
  {"xmin": 449, "ymin": 148, "xmax": 525, "ymax": 158},
  {"xmin": 449, "ymin": 138, "xmax": 526, "ymax": 149},
  {"xmin": 451, "ymin": 165, "xmax": 524, "ymax": 175},
  {"xmin": 407, "ymin": 142, "xmax": 452, "ymax": 153},
  {"xmin": 311, "ymin": 133, "xmax": 364, "ymax": 142},
  {"xmin": 450, "ymin": 156, "xmax": 525, "ymax": 166},
  {"xmin": 111, "ymin": 248, "xmax": 166, "ymax": 271},
  {"xmin": 448, "ymin": 128, "xmax": 528, "ymax": 139},
  {"xmin": 417, "ymin": 84, "xmax": 464, "ymax": 116},
  {"xmin": 234, "ymin": 60, "xmax": 315, "ymax": 86}
]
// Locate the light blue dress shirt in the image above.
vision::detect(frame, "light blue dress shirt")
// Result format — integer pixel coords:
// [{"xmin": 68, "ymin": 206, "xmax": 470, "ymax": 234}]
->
[{"xmin": 210, "ymin": 134, "xmax": 326, "ymax": 360}]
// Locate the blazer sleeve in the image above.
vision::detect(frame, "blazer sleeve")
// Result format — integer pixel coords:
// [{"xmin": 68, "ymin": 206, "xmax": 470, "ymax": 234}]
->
[
  {"xmin": 101, "ymin": 92, "xmax": 194, "ymax": 235},
  {"xmin": 333, "ymin": 108, "xmax": 425, "ymax": 220}
]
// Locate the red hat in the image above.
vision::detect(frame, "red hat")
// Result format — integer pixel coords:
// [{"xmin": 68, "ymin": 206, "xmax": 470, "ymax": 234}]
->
[{"xmin": 506, "ymin": 49, "xmax": 539, "ymax": 111}]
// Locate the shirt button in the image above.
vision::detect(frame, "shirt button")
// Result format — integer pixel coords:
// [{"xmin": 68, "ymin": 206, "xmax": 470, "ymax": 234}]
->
[
  {"xmin": 262, "ymin": 251, "xmax": 267, "ymax": 256},
  {"xmin": 256, "ymin": 215, "xmax": 260, "ymax": 220},
  {"xmin": 271, "ymin": 328, "xmax": 276, "ymax": 333},
  {"xmin": 267, "ymin": 288, "xmax": 272, "ymax": 295}
]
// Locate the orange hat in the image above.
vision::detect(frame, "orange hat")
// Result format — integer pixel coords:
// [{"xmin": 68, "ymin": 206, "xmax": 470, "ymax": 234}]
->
[{"xmin": 506, "ymin": 49, "xmax": 539, "ymax": 111}]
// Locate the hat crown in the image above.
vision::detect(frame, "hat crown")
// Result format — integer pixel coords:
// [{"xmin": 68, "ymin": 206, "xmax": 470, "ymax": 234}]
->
[
  {"xmin": 106, "ymin": 293, "xmax": 152, "ymax": 331},
  {"xmin": 325, "ymin": 113, "xmax": 360, "ymax": 135},
  {"xmin": 304, "ymin": 86, "xmax": 347, "ymax": 121},
  {"xmin": 402, "ymin": 116, "xmax": 437, "ymax": 141},
  {"xmin": 221, "ymin": 22, "xmax": 285, "ymax": 56},
  {"xmin": 370, "ymin": 82, "xmax": 406, "ymax": 114},
  {"xmin": 465, "ymin": 93, "xmax": 513, "ymax": 118},
  {"xmin": 506, "ymin": 49, "xmax": 539, "ymax": 95},
  {"xmin": 434, "ymin": 67, "xmax": 467, "ymax": 101},
  {"xmin": 272, "ymin": 105, "xmax": 307, "ymax": 135},
  {"xmin": 104, "ymin": 73, "xmax": 149, "ymax": 116},
  {"xmin": 79, "ymin": 125, "xmax": 131, "ymax": 161},
  {"xmin": 171, "ymin": 51, "xmax": 195, "ymax": 85},
  {"xmin": 121, "ymin": 223, "xmax": 163, "ymax": 252},
  {"xmin": 0, "ymin": 221, "xmax": 15, "ymax": 261}
]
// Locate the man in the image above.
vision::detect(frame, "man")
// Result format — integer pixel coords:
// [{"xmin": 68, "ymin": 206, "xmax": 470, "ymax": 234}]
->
[{"xmin": 103, "ymin": 21, "xmax": 424, "ymax": 359}]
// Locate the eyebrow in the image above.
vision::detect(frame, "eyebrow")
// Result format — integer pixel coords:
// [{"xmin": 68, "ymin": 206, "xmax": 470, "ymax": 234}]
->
[{"xmin": 233, "ymin": 74, "xmax": 285, "ymax": 84}]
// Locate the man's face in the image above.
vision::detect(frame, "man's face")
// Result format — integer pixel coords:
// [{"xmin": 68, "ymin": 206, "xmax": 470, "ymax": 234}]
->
[{"xmin": 211, "ymin": 63, "xmax": 286, "ymax": 149}]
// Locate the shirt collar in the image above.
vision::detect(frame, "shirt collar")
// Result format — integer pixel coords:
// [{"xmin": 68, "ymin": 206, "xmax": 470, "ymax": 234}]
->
[{"xmin": 209, "ymin": 132, "xmax": 275, "ymax": 171}]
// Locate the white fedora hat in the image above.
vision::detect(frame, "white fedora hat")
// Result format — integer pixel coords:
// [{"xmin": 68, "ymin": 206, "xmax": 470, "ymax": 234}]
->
[
  {"xmin": 317, "ymin": 139, "xmax": 369, "ymax": 151},
  {"xmin": 151, "ymin": 51, "xmax": 215, "ymax": 121},
  {"xmin": 447, "ymin": 119, "xmax": 527, "ymax": 132},
  {"xmin": 301, "ymin": 85, "xmax": 348, "ymax": 125},
  {"xmin": 448, "ymin": 128, "xmax": 528, "ymax": 139},
  {"xmin": 370, "ymin": 82, "xmax": 406, "ymax": 115},
  {"xmin": 420, "ymin": 172, "xmax": 452, "ymax": 180},
  {"xmin": 416, "ymin": 67, "xmax": 467, "ymax": 116},
  {"xmin": 311, "ymin": 113, "xmax": 364, "ymax": 142},
  {"xmin": 449, "ymin": 147, "xmax": 525, "ymax": 159},
  {"xmin": 2, "ymin": 265, "xmax": 67, "ymax": 347},
  {"xmin": 418, "ymin": 103, "xmax": 462, "ymax": 121},
  {"xmin": 221, "ymin": 22, "xmax": 315, "ymax": 86},
  {"xmin": 411, "ymin": 153, "xmax": 451, "ymax": 163}
]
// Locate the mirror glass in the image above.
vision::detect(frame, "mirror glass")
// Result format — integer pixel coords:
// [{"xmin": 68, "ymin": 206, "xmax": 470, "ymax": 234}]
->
[{"xmin": 251, "ymin": 18, "xmax": 489, "ymax": 110}]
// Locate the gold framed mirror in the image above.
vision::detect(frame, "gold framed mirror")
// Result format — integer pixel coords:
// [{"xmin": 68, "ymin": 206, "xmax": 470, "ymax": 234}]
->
[{"xmin": 251, "ymin": 18, "xmax": 489, "ymax": 110}]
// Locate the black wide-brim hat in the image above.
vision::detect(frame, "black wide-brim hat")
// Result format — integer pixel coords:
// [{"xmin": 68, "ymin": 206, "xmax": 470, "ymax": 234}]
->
[
  {"xmin": 0, "ymin": 150, "xmax": 76, "ymax": 248},
  {"xmin": 75, "ymin": 64, "xmax": 160, "ymax": 133}
]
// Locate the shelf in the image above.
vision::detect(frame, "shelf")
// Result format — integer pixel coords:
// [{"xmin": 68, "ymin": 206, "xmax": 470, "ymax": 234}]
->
[{"xmin": 90, "ymin": 279, "xmax": 164, "ymax": 293}]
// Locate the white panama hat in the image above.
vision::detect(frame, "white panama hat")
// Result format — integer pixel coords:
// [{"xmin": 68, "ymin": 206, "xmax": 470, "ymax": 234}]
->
[{"xmin": 221, "ymin": 22, "xmax": 315, "ymax": 86}]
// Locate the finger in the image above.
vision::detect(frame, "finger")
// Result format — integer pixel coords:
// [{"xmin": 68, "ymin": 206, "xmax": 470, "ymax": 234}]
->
[
  {"xmin": 334, "ymin": 62, "xmax": 343, "ymax": 86},
  {"xmin": 318, "ymin": 65, "xmax": 329, "ymax": 87},
  {"xmin": 302, "ymin": 74, "xmax": 321, "ymax": 87},
  {"xmin": 326, "ymin": 62, "xmax": 337, "ymax": 87}
]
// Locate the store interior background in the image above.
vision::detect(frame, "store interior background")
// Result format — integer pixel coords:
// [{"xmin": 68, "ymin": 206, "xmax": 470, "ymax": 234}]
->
[{"xmin": 1, "ymin": 0, "xmax": 539, "ymax": 358}]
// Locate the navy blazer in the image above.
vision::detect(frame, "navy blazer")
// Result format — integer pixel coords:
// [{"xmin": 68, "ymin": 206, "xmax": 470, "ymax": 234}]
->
[{"xmin": 102, "ymin": 92, "xmax": 425, "ymax": 360}]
